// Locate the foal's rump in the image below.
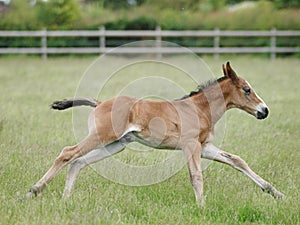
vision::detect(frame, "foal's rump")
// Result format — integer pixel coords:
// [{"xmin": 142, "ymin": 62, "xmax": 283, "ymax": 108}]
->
[{"xmin": 92, "ymin": 96, "xmax": 139, "ymax": 143}]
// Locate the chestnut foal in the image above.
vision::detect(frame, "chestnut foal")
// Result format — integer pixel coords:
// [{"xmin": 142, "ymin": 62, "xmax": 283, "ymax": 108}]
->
[{"xmin": 26, "ymin": 62, "xmax": 284, "ymax": 205}]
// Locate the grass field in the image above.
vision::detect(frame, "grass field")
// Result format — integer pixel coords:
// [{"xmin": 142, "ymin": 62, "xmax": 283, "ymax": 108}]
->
[{"xmin": 0, "ymin": 55, "xmax": 299, "ymax": 225}]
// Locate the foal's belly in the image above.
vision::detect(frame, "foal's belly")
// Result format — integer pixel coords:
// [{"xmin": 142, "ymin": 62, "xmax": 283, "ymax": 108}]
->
[{"xmin": 125, "ymin": 132, "xmax": 181, "ymax": 150}]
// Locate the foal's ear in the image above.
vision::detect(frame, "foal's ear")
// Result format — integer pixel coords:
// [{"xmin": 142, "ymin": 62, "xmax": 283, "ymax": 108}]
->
[
  {"xmin": 222, "ymin": 64, "xmax": 228, "ymax": 76},
  {"xmin": 223, "ymin": 62, "xmax": 239, "ymax": 83}
]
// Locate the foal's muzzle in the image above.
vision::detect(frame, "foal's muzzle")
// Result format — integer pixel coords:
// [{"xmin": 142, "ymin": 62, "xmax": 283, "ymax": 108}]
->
[{"xmin": 256, "ymin": 106, "xmax": 269, "ymax": 120}]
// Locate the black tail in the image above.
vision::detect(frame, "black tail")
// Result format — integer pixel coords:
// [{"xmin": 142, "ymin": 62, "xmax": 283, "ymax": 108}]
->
[{"xmin": 51, "ymin": 98, "xmax": 100, "ymax": 110}]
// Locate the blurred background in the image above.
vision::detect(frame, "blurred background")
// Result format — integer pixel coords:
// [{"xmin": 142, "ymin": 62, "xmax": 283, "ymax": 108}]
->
[
  {"xmin": 0, "ymin": 0, "xmax": 299, "ymax": 57},
  {"xmin": 1, "ymin": 0, "xmax": 300, "ymax": 30}
]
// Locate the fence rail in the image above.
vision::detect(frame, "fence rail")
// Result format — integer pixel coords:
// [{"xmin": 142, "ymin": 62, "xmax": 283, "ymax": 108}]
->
[{"xmin": 0, "ymin": 27, "xmax": 299, "ymax": 60}]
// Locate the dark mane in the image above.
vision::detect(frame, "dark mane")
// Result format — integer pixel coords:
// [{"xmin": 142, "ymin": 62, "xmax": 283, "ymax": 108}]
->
[{"xmin": 179, "ymin": 76, "xmax": 228, "ymax": 100}]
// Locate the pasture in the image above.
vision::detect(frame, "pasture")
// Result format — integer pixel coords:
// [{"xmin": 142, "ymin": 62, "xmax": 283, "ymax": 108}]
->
[{"xmin": 0, "ymin": 55, "xmax": 299, "ymax": 224}]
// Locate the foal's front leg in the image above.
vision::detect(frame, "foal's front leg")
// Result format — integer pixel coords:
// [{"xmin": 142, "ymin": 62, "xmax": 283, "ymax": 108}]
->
[
  {"xmin": 202, "ymin": 144, "xmax": 284, "ymax": 199},
  {"xmin": 183, "ymin": 140, "xmax": 204, "ymax": 206}
]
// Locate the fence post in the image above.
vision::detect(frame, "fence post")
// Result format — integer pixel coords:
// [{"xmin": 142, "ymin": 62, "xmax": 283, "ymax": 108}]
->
[
  {"xmin": 270, "ymin": 28, "xmax": 276, "ymax": 60},
  {"xmin": 214, "ymin": 28, "xmax": 220, "ymax": 61},
  {"xmin": 41, "ymin": 28, "xmax": 47, "ymax": 60},
  {"xmin": 99, "ymin": 26, "xmax": 105, "ymax": 55},
  {"xmin": 156, "ymin": 26, "xmax": 162, "ymax": 59}
]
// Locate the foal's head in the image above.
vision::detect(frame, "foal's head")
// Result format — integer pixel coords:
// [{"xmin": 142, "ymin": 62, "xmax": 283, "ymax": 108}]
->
[{"xmin": 222, "ymin": 62, "xmax": 269, "ymax": 120}]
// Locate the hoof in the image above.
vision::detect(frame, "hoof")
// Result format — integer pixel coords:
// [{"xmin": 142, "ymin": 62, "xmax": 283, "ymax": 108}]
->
[
  {"xmin": 262, "ymin": 184, "xmax": 284, "ymax": 199},
  {"xmin": 196, "ymin": 196, "xmax": 206, "ymax": 207},
  {"xmin": 274, "ymin": 190, "xmax": 284, "ymax": 199},
  {"xmin": 62, "ymin": 191, "xmax": 72, "ymax": 200},
  {"xmin": 26, "ymin": 186, "xmax": 39, "ymax": 199},
  {"xmin": 26, "ymin": 192, "xmax": 32, "ymax": 199}
]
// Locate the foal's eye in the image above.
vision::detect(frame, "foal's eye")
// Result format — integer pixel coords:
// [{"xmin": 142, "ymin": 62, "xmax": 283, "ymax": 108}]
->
[{"xmin": 242, "ymin": 86, "xmax": 251, "ymax": 95}]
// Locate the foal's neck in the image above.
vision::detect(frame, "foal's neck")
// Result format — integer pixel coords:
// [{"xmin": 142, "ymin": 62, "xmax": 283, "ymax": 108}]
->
[{"xmin": 190, "ymin": 78, "xmax": 231, "ymax": 125}]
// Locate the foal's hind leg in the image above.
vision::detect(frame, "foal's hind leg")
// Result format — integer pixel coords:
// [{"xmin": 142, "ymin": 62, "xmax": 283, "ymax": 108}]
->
[
  {"xmin": 26, "ymin": 134, "xmax": 102, "ymax": 198},
  {"xmin": 63, "ymin": 139, "xmax": 131, "ymax": 198}
]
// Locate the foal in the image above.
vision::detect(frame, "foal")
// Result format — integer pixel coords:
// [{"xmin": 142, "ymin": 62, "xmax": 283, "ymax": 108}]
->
[{"xmin": 26, "ymin": 62, "xmax": 284, "ymax": 204}]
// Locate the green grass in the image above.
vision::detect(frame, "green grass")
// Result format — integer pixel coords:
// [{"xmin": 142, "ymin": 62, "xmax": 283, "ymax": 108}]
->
[{"xmin": 0, "ymin": 55, "xmax": 299, "ymax": 224}]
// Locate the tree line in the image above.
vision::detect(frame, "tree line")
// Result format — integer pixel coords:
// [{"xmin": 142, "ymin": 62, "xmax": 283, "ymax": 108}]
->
[{"xmin": 0, "ymin": 0, "xmax": 299, "ymax": 31}]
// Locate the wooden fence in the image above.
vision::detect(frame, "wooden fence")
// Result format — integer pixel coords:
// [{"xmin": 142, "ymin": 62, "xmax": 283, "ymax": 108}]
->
[{"xmin": 0, "ymin": 27, "xmax": 299, "ymax": 60}]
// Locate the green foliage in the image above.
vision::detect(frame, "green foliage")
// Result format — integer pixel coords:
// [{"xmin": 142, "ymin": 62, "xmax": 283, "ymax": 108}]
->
[
  {"xmin": 102, "ymin": 0, "xmax": 147, "ymax": 9},
  {"xmin": 0, "ymin": 0, "xmax": 82, "ymax": 30},
  {"xmin": 159, "ymin": 9, "xmax": 199, "ymax": 30},
  {"xmin": 212, "ymin": 1, "xmax": 277, "ymax": 30},
  {"xmin": 105, "ymin": 18, "xmax": 129, "ymax": 30},
  {"xmin": 0, "ymin": 0, "xmax": 40, "ymax": 30},
  {"xmin": 198, "ymin": 0, "xmax": 226, "ymax": 12},
  {"xmin": 105, "ymin": 16, "xmax": 157, "ymax": 30},
  {"xmin": 145, "ymin": 0, "xmax": 200, "ymax": 11},
  {"xmin": 126, "ymin": 16, "xmax": 157, "ymax": 30},
  {"xmin": 1, "ymin": 0, "xmax": 300, "ymax": 31},
  {"xmin": 36, "ymin": 0, "xmax": 82, "ymax": 30},
  {"xmin": 225, "ymin": 0, "xmax": 257, "ymax": 4},
  {"xmin": 103, "ymin": 0, "xmax": 131, "ymax": 9},
  {"xmin": 0, "ymin": 0, "xmax": 299, "ymax": 52},
  {"xmin": 101, "ymin": 1, "xmax": 300, "ymax": 31},
  {"xmin": 273, "ymin": 0, "xmax": 300, "ymax": 9}
]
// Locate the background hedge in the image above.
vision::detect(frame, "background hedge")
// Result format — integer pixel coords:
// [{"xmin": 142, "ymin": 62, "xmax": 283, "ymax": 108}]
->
[{"xmin": 0, "ymin": 0, "xmax": 299, "ymax": 55}]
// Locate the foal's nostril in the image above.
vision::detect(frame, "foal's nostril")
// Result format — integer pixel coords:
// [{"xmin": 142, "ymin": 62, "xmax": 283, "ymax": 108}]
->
[
  {"xmin": 257, "ymin": 107, "xmax": 269, "ymax": 120},
  {"xmin": 264, "ymin": 107, "xmax": 269, "ymax": 117}
]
